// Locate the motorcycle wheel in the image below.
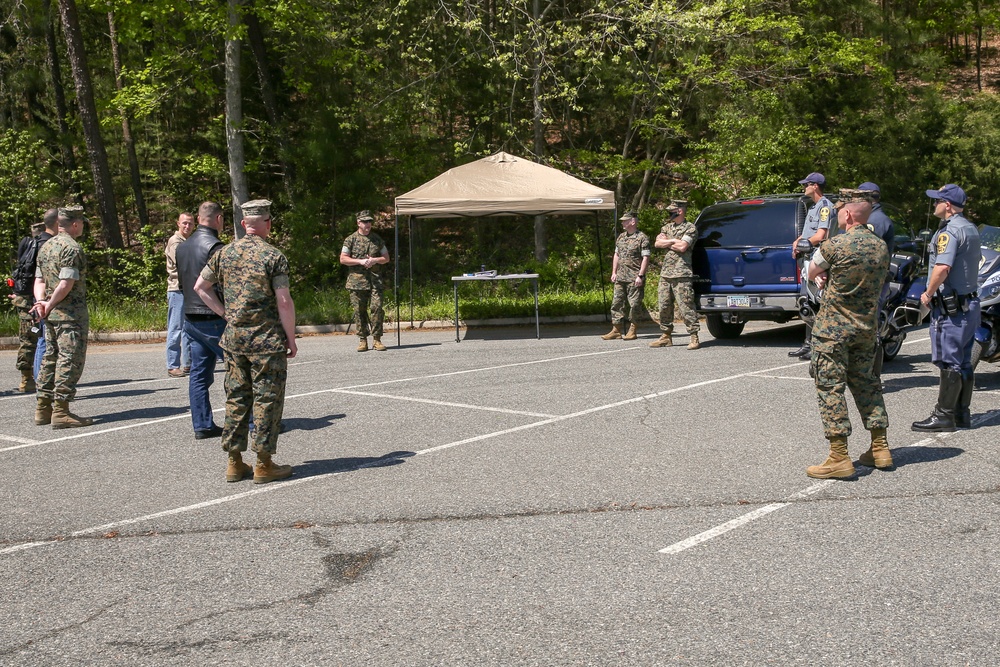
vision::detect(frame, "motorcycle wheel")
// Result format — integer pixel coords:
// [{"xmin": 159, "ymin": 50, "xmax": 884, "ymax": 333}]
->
[
  {"xmin": 971, "ymin": 339, "xmax": 985, "ymax": 372},
  {"xmin": 882, "ymin": 333, "xmax": 905, "ymax": 361}
]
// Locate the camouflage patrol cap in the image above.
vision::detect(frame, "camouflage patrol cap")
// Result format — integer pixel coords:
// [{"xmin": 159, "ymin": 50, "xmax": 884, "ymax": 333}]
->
[
  {"xmin": 356, "ymin": 210, "xmax": 374, "ymax": 222},
  {"xmin": 835, "ymin": 188, "xmax": 876, "ymax": 209},
  {"xmin": 241, "ymin": 199, "xmax": 272, "ymax": 217},
  {"xmin": 619, "ymin": 210, "xmax": 638, "ymax": 221},
  {"xmin": 58, "ymin": 204, "xmax": 85, "ymax": 220},
  {"xmin": 665, "ymin": 199, "xmax": 688, "ymax": 212}
]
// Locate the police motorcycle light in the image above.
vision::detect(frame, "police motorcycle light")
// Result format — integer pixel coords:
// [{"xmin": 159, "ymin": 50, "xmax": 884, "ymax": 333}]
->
[{"xmin": 979, "ymin": 273, "xmax": 1000, "ymax": 302}]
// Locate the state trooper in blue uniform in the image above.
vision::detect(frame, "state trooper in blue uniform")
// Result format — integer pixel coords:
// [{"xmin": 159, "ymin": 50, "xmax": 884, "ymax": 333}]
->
[
  {"xmin": 790, "ymin": 172, "xmax": 835, "ymax": 358},
  {"xmin": 857, "ymin": 182, "xmax": 895, "ymax": 253},
  {"xmin": 912, "ymin": 184, "xmax": 981, "ymax": 432}
]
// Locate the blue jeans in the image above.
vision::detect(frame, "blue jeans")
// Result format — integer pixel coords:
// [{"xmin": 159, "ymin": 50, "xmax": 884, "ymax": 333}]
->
[
  {"xmin": 33, "ymin": 320, "xmax": 45, "ymax": 379},
  {"xmin": 184, "ymin": 317, "xmax": 226, "ymax": 432},
  {"xmin": 166, "ymin": 291, "xmax": 190, "ymax": 370}
]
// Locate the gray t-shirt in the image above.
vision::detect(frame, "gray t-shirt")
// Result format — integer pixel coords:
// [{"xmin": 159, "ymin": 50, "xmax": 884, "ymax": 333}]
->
[
  {"xmin": 801, "ymin": 196, "xmax": 834, "ymax": 241},
  {"xmin": 929, "ymin": 213, "xmax": 980, "ymax": 294}
]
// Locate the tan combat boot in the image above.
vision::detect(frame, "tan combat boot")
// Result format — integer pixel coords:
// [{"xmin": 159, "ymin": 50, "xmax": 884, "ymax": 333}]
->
[
  {"xmin": 19, "ymin": 370, "xmax": 35, "ymax": 393},
  {"xmin": 687, "ymin": 333, "xmax": 701, "ymax": 350},
  {"xmin": 806, "ymin": 436, "xmax": 855, "ymax": 479},
  {"xmin": 858, "ymin": 428, "xmax": 893, "ymax": 469},
  {"xmin": 253, "ymin": 453, "xmax": 293, "ymax": 484},
  {"xmin": 226, "ymin": 451, "xmax": 254, "ymax": 483},
  {"xmin": 649, "ymin": 333, "xmax": 673, "ymax": 348},
  {"xmin": 51, "ymin": 400, "xmax": 93, "ymax": 429},
  {"xmin": 35, "ymin": 396, "xmax": 52, "ymax": 426},
  {"xmin": 622, "ymin": 323, "xmax": 638, "ymax": 341},
  {"xmin": 600, "ymin": 323, "xmax": 623, "ymax": 340},
  {"xmin": 372, "ymin": 337, "xmax": 387, "ymax": 351},
  {"xmin": 357, "ymin": 337, "xmax": 369, "ymax": 352}
]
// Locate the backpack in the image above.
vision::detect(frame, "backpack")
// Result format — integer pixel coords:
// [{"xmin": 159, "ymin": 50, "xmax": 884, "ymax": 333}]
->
[{"xmin": 12, "ymin": 236, "xmax": 40, "ymax": 295}]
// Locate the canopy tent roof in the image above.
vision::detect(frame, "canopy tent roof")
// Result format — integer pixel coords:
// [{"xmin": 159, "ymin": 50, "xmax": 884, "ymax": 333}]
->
[{"xmin": 395, "ymin": 151, "xmax": 615, "ymax": 218}]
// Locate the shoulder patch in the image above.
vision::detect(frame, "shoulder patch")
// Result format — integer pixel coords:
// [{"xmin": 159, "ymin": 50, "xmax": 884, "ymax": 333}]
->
[
  {"xmin": 819, "ymin": 206, "xmax": 830, "ymax": 222},
  {"xmin": 936, "ymin": 233, "xmax": 951, "ymax": 254},
  {"xmin": 866, "ymin": 223, "xmax": 875, "ymax": 233}
]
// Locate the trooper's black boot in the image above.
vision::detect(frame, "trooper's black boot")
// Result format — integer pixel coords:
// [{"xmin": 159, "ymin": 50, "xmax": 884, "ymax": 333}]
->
[
  {"xmin": 788, "ymin": 344, "xmax": 811, "ymax": 358},
  {"xmin": 912, "ymin": 369, "xmax": 963, "ymax": 433},
  {"xmin": 956, "ymin": 369, "xmax": 975, "ymax": 429}
]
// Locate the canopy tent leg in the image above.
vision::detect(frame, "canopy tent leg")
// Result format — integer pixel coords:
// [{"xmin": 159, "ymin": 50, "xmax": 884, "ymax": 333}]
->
[
  {"xmin": 596, "ymin": 213, "xmax": 609, "ymax": 322},
  {"xmin": 408, "ymin": 216, "xmax": 414, "ymax": 328},
  {"xmin": 394, "ymin": 211, "xmax": 401, "ymax": 346}
]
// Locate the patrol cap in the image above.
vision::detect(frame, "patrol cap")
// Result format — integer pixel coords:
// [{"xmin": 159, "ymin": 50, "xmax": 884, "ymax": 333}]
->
[
  {"xmin": 665, "ymin": 199, "xmax": 688, "ymax": 212},
  {"xmin": 619, "ymin": 210, "xmax": 638, "ymax": 221},
  {"xmin": 856, "ymin": 181, "xmax": 880, "ymax": 193},
  {"xmin": 57, "ymin": 204, "xmax": 85, "ymax": 220},
  {"xmin": 356, "ymin": 210, "xmax": 374, "ymax": 222},
  {"xmin": 925, "ymin": 184, "xmax": 966, "ymax": 207},
  {"xmin": 798, "ymin": 172, "xmax": 826, "ymax": 186},
  {"xmin": 241, "ymin": 199, "xmax": 272, "ymax": 218},
  {"xmin": 835, "ymin": 188, "xmax": 876, "ymax": 209}
]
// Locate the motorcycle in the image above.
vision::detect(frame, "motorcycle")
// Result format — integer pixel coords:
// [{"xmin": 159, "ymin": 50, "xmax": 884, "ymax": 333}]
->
[{"xmin": 971, "ymin": 225, "xmax": 1000, "ymax": 370}]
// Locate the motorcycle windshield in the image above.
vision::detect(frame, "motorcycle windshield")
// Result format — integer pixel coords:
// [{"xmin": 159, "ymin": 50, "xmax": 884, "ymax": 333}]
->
[{"xmin": 693, "ymin": 199, "xmax": 800, "ymax": 294}]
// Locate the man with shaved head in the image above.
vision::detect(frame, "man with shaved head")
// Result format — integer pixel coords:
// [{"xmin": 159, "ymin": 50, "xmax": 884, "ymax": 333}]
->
[{"xmin": 804, "ymin": 199, "xmax": 890, "ymax": 479}]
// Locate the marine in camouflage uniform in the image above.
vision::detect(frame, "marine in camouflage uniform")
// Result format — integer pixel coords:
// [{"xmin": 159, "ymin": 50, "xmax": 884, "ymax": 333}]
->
[
  {"xmin": 601, "ymin": 211, "xmax": 650, "ymax": 341},
  {"xmin": 196, "ymin": 199, "xmax": 298, "ymax": 484},
  {"xmin": 340, "ymin": 210, "xmax": 390, "ymax": 352},
  {"xmin": 8, "ymin": 220, "xmax": 49, "ymax": 392},
  {"xmin": 650, "ymin": 200, "xmax": 700, "ymax": 349},
  {"xmin": 32, "ymin": 206, "xmax": 93, "ymax": 429},
  {"xmin": 805, "ymin": 200, "xmax": 890, "ymax": 479}
]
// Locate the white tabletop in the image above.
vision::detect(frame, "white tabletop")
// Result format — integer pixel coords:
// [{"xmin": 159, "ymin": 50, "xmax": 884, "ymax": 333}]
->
[{"xmin": 451, "ymin": 273, "xmax": 539, "ymax": 281}]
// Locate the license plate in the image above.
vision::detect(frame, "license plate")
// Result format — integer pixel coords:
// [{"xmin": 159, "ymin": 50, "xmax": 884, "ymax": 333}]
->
[{"xmin": 727, "ymin": 295, "xmax": 751, "ymax": 308}]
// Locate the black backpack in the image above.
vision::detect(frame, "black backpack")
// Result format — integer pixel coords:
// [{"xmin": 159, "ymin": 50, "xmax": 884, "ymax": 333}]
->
[{"xmin": 12, "ymin": 236, "xmax": 40, "ymax": 295}]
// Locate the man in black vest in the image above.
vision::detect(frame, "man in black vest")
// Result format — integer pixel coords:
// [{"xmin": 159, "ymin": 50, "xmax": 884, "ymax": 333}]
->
[{"xmin": 176, "ymin": 201, "xmax": 227, "ymax": 439}]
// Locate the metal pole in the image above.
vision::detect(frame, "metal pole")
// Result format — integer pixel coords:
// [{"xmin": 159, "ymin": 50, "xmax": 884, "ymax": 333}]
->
[
  {"xmin": 533, "ymin": 276, "xmax": 540, "ymax": 339},
  {"xmin": 454, "ymin": 281, "xmax": 460, "ymax": 343},
  {"xmin": 596, "ymin": 213, "xmax": 609, "ymax": 322},
  {"xmin": 394, "ymin": 210, "xmax": 400, "ymax": 346},
  {"xmin": 409, "ymin": 216, "xmax": 414, "ymax": 327}
]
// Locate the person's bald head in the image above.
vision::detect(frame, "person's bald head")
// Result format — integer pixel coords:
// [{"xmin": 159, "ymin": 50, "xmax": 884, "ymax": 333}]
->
[{"xmin": 837, "ymin": 201, "xmax": 872, "ymax": 229}]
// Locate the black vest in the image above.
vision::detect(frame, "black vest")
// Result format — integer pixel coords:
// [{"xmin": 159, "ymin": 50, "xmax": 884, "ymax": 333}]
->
[{"xmin": 175, "ymin": 226, "xmax": 224, "ymax": 318}]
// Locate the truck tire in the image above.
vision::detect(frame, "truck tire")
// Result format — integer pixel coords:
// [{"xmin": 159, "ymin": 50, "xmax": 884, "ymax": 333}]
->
[{"xmin": 706, "ymin": 314, "xmax": 745, "ymax": 339}]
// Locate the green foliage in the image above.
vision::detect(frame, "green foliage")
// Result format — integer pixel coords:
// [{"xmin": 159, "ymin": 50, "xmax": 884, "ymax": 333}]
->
[
  {"xmin": 86, "ymin": 225, "xmax": 167, "ymax": 303},
  {"xmin": 0, "ymin": 130, "xmax": 59, "ymax": 263}
]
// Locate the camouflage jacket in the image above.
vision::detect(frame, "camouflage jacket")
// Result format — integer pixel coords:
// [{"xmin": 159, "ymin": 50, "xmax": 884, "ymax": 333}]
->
[
  {"xmin": 202, "ymin": 233, "xmax": 290, "ymax": 354},
  {"xmin": 343, "ymin": 231, "xmax": 387, "ymax": 291},
  {"xmin": 614, "ymin": 231, "xmax": 650, "ymax": 283},
  {"xmin": 658, "ymin": 220, "xmax": 697, "ymax": 279},
  {"xmin": 35, "ymin": 232, "xmax": 88, "ymax": 324},
  {"xmin": 813, "ymin": 225, "xmax": 888, "ymax": 336}
]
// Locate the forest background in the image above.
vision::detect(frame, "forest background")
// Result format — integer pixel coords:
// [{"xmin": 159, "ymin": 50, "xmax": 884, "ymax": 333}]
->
[{"xmin": 2, "ymin": 0, "xmax": 1000, "ymax": 334}]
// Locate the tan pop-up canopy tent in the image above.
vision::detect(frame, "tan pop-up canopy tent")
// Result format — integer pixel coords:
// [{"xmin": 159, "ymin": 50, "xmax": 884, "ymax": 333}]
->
[{"xmin": 391, "ymin": 152, "xmax": 617, "ymax": 341}]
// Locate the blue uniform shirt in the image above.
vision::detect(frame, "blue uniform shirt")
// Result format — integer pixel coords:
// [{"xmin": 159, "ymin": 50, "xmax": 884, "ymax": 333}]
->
[
  {"xmin": 867, "ymin": 203, "xmax": 895, "ymax": 255},
  {"xmin": 929, "ymin": 213, "xmax": 981, "ymax": 294},
  {"xmin": 801, "ymin": 196, "xmax": 834, "ymax": 241}
]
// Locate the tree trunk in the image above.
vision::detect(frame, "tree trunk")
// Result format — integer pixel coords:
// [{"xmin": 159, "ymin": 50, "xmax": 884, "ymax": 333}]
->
[
  {"xmin": 531, "ymin": 0, "xmax": 546, "ymax": 262},
  {"xmin": 108, "ymin": 11, "xmax": 149, "ymax": 238},
  {"xmin": 226, "ymin": 0, "xmax": 250, "ymax": 238},
  {"xmin": 57, "ymin": 0, "xmax": 123, "ymax": 251},
  {"xmin": 245, "ymin": 8, "xmax": 294, "ymax": 205},
  {"xmin": 42, "ymin": 0, "xmax": 80, "ymax": 195}
]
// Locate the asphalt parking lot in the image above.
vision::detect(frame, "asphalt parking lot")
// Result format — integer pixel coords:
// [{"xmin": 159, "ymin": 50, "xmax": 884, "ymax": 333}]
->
[{"xmin": 1, "ymin": 321, "xmax": 998, "ymax": 666}]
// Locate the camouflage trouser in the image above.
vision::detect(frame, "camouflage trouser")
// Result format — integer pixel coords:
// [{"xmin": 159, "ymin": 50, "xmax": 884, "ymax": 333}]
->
[
  {"xmin": 222, "ymin": 351, "xmax": 288, "ymax": 456},
  {"xmin": 656, "ymin": 277, "xmax": 699, "ymax": 334},
  {"xmin": 610, "ymin": 281, "xmax": 646, "ymax": 325},
  {"xmin": 37, "ymin": 319, "xmax": 88, "ymax": 402},
  {"xmin": 349, "ymin": 288, "xmax": 384, "ymax": 338},
  {"xmin": 10, "ymin": 294, "xmax": 38, "ymax": 372},
  {"xmin": 811, "ymin": 330, "xmax": 888, "ymax": 438}
]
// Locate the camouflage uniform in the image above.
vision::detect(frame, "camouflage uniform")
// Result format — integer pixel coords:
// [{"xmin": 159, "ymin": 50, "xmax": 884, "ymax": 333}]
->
[
  {"xmin": 11, "ymin": 293, "xmax": 39, "ymax": 374},
  {"xmin": 810, "ymin": 225, "xmax": 889, "ymax": 438},
  {"xmin": 656, "ymin": 219, "xmax": 700, "ymax": 335},
  {"xmin": 202, "ymin": 234, "xmax": 291, "ymax": 456},
  {"xmin": 342, "ymin": 230, "xmax": 387, "ymax": 338},
  {"xmin": 610, "ymin": 230, "xmax": 650, "ymax": 325},
  {"xmin": 35, "ymin": 232, "xmax": 89, "ymax": 403}
]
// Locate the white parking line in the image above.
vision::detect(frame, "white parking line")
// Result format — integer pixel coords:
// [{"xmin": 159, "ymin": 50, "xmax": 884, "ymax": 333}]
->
[
  {"xmin": 0, "ymin": 434, "xmax": 39, "ymax": 445},
  {"xmin": 0, "ymin": 357, "xmax": 807, "ymax": 557},
  {"xmin": 0, "ymin": 347, "xmax": 640, "ymax": 455},
  {"xmin": 332, "ymin": 389, "xmax": 558, "ymax": 418},
  {"xmin": 657, "ymin": 412, "xmax": 994, "ymax": 556}
]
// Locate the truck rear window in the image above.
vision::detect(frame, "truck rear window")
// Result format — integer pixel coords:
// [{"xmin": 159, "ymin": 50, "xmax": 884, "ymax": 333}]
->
[{"xmin": 696, "ymin": 200, "xmax": 800, "ymax": 247}]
